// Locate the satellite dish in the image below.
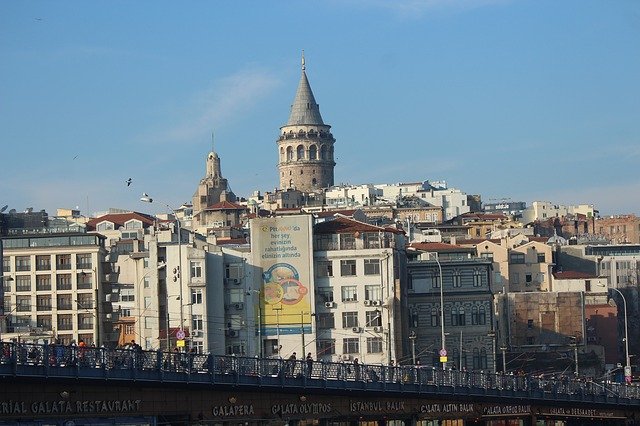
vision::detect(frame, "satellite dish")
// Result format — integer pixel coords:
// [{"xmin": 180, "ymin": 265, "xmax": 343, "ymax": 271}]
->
[{"xmin": 0, "ymin": 205, "xmax": 7, "ymax": 213}]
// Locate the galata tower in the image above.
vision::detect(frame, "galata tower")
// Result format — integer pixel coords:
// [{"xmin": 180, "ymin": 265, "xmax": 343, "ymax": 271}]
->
[{"xmin": 277, "ymin": 53, "xmax": 335, "ymax": 191}]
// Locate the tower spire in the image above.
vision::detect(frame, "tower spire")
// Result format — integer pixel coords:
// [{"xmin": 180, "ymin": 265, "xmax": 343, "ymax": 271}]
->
[
  {"xmin": 211, "ymin": 130, "xmax": 215, "ymax": 153},
  {"xmin": 287, "ymin": 52, "xmax": 324, "ymax": 126},
  {"xmin": 301, "ymin": 49, "xmax": 305, "ymax": 71}
]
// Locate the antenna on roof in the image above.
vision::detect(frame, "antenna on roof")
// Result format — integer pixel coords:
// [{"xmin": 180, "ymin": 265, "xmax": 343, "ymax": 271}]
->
[
  {"xmin": 211, "ymin": 130, "xmax": 215, "ymax": 153},
  {"xmin": 301, "ymin": 49, "xmax": 305, "ymax": 71}
]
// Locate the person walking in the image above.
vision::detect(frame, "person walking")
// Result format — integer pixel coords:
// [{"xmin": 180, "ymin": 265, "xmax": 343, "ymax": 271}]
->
[
  {"xmin": 287, "ymin": 352, "xmax": 297, "ymax": 376},
  {"xmin": 306, "ymin": 352, "xmax": 313, "ymax": 377}
]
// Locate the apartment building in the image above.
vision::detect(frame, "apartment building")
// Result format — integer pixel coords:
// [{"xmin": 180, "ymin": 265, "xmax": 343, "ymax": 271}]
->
[{"xmin": 1, "ymin": 231, "xmax": 110, "ymax": 345}]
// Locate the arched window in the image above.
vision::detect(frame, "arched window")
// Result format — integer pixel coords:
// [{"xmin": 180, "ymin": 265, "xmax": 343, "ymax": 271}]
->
[
  {"xmin": 472, "ymin": 348, "xmax": 481, "ymax": 370},
  {"xmin": 451, "ymin": 306, "xmax": 458, "ymax": 326},
  {"xmin": 286, "ymin": 146, "xmax": 294, "ymax": 161},
  {"xmin": 289, "ymin": 179, "xmax": 294, "ymax": 188},
  {"xmin": 320, "ymin": 146, "xmax": 327, "ymax": 160},
  {"xmin": 478, "ymin": 305, "xmax": 486, "ymax": 325},
  {"xmin": 480, "ymin": 348, "xmax": 488, "ymax": 369},
  {"xmin": 297, "ymin": 145, "xmax": 304, "ymax": 160},
  {"xmin": 280, "ymin": 147, "xmax": 285, "ymax": 162},
  {"xmin": 309, "ymin": 145, "xmax": 317, "ymax": 160},
  {"xmin": 452, "ymin": 270, "xmax": 462, "ymax": 287},
  {"xmin": 471, "ymin": 306, "xmax": 479, "ymax": 325}
]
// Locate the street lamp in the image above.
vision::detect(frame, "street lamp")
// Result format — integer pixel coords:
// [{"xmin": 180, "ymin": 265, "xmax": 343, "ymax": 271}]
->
[
  {"xmin": 409, "ymin": 330, "xmax": 417, "ymax": 365},
  {"xmin": 598, "ymin": 283, "xmax": 631, "ymax": 382},
  {"xmin": 141, "ymin": 194, "xmax": 185, "ymax": 347},
  {"xmin": 431, "ymin": 252, "xmax": 446, "ymax": 369},
  {"xmin": 500, "ymin": 345, "xmax": 507, "ymax": 373}
]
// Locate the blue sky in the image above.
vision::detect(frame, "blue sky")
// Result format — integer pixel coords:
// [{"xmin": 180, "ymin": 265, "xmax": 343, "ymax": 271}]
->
[{"xmin": 1, "ymin": 0, "xmax": 639, "ymax": 217}]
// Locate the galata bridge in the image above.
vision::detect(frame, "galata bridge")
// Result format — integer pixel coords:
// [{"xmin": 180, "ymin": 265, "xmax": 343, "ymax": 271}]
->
[{"xmin": 1, "ymin": 343, "xmax": 638, "ymax": 425}]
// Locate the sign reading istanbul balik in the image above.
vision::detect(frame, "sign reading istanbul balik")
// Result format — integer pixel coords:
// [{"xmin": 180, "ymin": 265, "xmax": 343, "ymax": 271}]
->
[{"xmin": 250, "ymin": 216, "xmax": 314, "ymax": 337}]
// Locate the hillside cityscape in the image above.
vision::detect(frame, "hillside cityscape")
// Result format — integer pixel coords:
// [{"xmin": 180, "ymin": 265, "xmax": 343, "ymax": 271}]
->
[{"xmin": 2, "ymin": 58, "xmax": 639, "ymax": 386}]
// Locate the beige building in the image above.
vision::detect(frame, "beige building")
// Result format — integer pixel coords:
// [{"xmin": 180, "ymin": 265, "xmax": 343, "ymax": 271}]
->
[
  {"xmin": 508, "ymin": 240, "xmax": 554, "ymax": 292},
  {"xmin": 595, "ymin": 214, "xmax": 640, "ymax": 244},
  {"xmin": 1, "ymin": 232, "xmax": 110, "ymax": 346}
]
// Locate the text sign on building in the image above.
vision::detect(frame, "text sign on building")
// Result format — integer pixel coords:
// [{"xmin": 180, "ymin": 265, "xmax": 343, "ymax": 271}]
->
[{"xmin": 251, "ymin": 216, "xmax": 314, "ymax": 336}]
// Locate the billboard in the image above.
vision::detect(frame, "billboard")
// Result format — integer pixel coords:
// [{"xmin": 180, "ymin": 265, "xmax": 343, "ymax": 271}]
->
[{"xmin": 251, "ymin": 215, "xmax": 314, "ymax": 335}]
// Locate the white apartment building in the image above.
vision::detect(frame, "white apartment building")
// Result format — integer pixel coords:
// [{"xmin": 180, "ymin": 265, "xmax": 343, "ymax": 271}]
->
[
  {"xmin": 312, "ymin": 216, "xmax": 405, "ymax": 365},
  {"xmin": 324, "ymin": 184, "xmax": 382, "ymax": 208},
  {"xmin": 520, "ymin": 201, "xmax": 595, "ymax": 224},
  {"xmin": 375, "ymin": 181, "xmax": 470, "ymax": 221},
  {"xmin": 1, "ymin": 231, "xmax": 109, "ymax": 346}
]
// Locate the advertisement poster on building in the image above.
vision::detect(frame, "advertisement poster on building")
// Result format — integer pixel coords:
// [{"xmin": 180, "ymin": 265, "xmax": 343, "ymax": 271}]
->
[{"xmin": 251, "ymin": 216, "xmax": 314, "ymax": 336}]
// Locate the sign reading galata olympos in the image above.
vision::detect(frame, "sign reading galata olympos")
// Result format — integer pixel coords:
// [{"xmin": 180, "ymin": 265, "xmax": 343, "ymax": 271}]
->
[{"xmin": 250, "ymin": 216, "xmax": 314, "ymax": 338}]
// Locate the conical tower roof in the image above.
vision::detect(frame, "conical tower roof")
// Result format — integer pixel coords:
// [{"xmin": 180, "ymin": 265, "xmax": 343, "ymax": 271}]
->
[{"xmin": 286, "ymin": 53, "xmax": 325, "ymax": 126}]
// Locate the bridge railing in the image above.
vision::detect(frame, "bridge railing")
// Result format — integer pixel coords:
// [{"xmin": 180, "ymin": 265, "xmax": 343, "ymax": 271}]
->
[{"xmin": 1, "ymin": 342, "xmax": 639, "ymax": 403}]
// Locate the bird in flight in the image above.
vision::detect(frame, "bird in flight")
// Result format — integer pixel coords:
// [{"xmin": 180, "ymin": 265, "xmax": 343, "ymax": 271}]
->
[{"xmin": 126, "ymin": 178, "xmax": 132, "ymax": 186}]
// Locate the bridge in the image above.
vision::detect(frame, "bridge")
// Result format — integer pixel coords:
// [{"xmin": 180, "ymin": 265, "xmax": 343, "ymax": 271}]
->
[{"xmin": 1, "ymin": 343, "xmax": 639, "ymax": 425}]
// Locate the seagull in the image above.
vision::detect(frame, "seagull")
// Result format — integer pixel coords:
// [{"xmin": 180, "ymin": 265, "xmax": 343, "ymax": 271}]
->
[{"xmin": 126, "ymin": 178, "xmax": 132, "ymax": 186}]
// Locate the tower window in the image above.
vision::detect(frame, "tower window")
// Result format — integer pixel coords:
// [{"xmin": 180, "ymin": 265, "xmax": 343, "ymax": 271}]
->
[
  {"xmin": 297, "ymin": 145, "xmax": 304, "ymax": 160},
  {"xmin": 300, "ymin": 170, "xmax": 303, "ymax": 174},
  {"xmin": 309, "ymin": 145, "xmax": 317, "ymax": 160}
]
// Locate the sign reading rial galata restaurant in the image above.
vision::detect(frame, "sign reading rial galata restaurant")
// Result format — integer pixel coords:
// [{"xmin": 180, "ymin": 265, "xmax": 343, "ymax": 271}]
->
[{"xmin": 250, "ymin": 216, "xmax": 314, "ymax": 339}]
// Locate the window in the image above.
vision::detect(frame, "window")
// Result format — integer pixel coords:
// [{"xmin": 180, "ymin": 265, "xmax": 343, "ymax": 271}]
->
[
  {"xmin": 36, "ymin": 275, "xmax": 51, "ymax": 291},
  {"xmin": 458, "ymin": 307, "xmax": 466, "ymax": 326},
  {"xmin": 316, "ymin": 313, "xmax": 335, "ymax": 329},
  {"xmin": 365, "ymin": 310, "xmax": 382, "ymax": 327},
  {"xmin": 452, "ymin": 270, "xmax": 462, "ymax": 288},
  {"xmin": 316, "ymin": 260, "xmax": 333, "ymax": 277},
  {"xmin": 190, "ymin": 261, "xmax": 202, "ymax": 278},
  {"xmin": 192, "ymin": 315, "xmax": 203, "ymax": 333},
  {"xmin": 431, "ymin": 307, "xmax": 440, "ymax": 327},
  {"xmin": 77, "ymin": 294, "xmax": 93, "ymax": 309},
  {"xmin": 143, "ymin": 277, "xmax": 150, "ymax": 289},
  {"xmin": 510, "ymin": 273, "xmax": 520, "ymax": 285},
  {"xmin": 471, "ymin": 306, "xmax": 479, "ymax": 325},
  {"xmin": 96, "ymin": 222, "xmax": 114, "ymax": 231},
  {"xmin": 2, "ymin": 257, "xmax": 10, "ymax": 273},
  {"xmin": 225, "ymin": 263, "xmax": 243, "ymax": 280},
  {"xmin": 16, "ymin": 276, "xmax": 31, "ymax": 292},
  {"xmin": 16, "ymin": 256, "xmax": 31, "ymax": 272},
  {"xmin": 342, "ymin": 311, "xmax": 358, "ymax": 328},
  {"xmin": 317, "ymin": 287, "xmax": 334, "ymax": 303},
  {"xmin": 509, "ymin": 253, "xmax": 525, "ymax": 264},
  {"xmin": 16, "ymin": 295, "xmax": 31, "ymax": 312},
  {"xmin": 56, "ymin": 254, "xmax": 71, "ymax": 270},
  {"xmin": 76, "ymin": 254, "xmax": 92, "ymax": 269},
  {"xmin": 36, "ymin": 255, "xmax": 51, "ymax": 271},
  {"xmin": 343, "ymin": 338, "xmax": 359, "ymax": 354},
  {"xmin": 431, "ymin": 272, "xmax": 440, "ymax": 288},
  {"xmin": 367, "ymin": 337, "xmax": 383, "ymax": 353},
  {"xmin": 145, "ymin": 317, "xmax": 153, "ymax": 329},
  {"xmin": 537, "ymin": 253, "xmax": 546, "ymax": 263},
  {"xmin": 317, "ymin": 339, "xmax": 336, "ymax": 356},
  {"xmin": 525, "ymin": 274, "xmax": 532, "ymax": 286},
  {"xmin": 57, "ymin": 314, "xmax": 73, "ymax": 330},
  {"xmin": 78, "ymin": 314, "xmax": 93, "ymax": 329},
  {"xmin": 37, "ymin": 295, "xmax": 51, "ymax": 311},
  {"xmin": 478, "ymin": 306, "xmax": 486, "ymax": 325},
  {"xmin": 296, "ymin": 145, "xmax": 304, "ymax": 160},
  {"xmin": 56, "ymin": 274, "xmax": 72, "ymax": 290},
  {"xmin": 77, "ymin": 272, "xmax": 92, "ymax": 289},
  {"xmin": 191, "ymin": 289, "xmax": 203, "ymax": 304},
  {"xmin": 120, "ymin": 289, "xmax": 135, "ymax": 302},
  {"xmin": 469, "ymin": 270, "xmax": 480, "ymax": 287},
  {"xmin": 121, "ymin": 308, "xmax": 131, "ymax": 317},
  {"xmin": 364, "ymin": 285, "xmax": 381, "ymax": 301},
  {"xmin": 37, "ymin": 315, "xmax": 52, "ymax": 330},
  {"xmin": 341, "ymin": 286, "xmax": 357, "ymax": 302},
  {"xmin": 451, "ymin": 307, "xmax": 458, "ymax": 326},
  {"xmin": 364, "ymin": 259, "xmax": 380, "ymax": 275},
  {"xmin": 227, "ymin": 288, "xmax": 244, "ymax": 304},
  {"xmin": 124, "ymin": 220, "xmax": 142, "ymax": 229},
  {"xmin": 585, "ymin": 280, "xmax": 591, "ymax": 292},
  {"xmin": 527, "ymin": 319, "xmax": 534, "ymax": 329},
  {"xmin": 363, "ymin": 232, "xmax": 381, "ymax": 249},
  {"xmin": 410, "ymin": 308, "xmax": 419, "ymax": 328},
  {"xmin": 340, "ymin": 234, "xmax": 356, "ymax": 250},
  {"xmin": 480, "ymin": 252, "xmax": 494, "ymax": 261},
  {"xmin": 144, "ymin": 296, "xmax": 151, "ymax": 309}
]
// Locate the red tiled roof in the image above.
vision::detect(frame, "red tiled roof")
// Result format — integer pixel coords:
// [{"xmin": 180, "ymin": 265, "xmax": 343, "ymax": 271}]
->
[
  {"xmin": 553, "ymin": 271, "xmax": 597, "ymax": 280},
  {"xmin": 458, "ymin": 238, "xmax": 502, "ymax": 245},
  {"xmin": 216, "ymin": 237, "xmax": 248, "ymax": 246},
  {"xmin": 205, "ymin": 201, "xmax": 246, "ymax": 210},
  {"xmin": 314, "ymin": 216, "xmax": 403, "ymax": 235},
  {"xmin": 86, "ymin": 212, "xmax": 156, "ymax": 231}
]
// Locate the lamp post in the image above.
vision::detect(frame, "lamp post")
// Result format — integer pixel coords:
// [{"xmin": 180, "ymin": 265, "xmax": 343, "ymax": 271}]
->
[
  {"xmin": 500, "ymin": 345, "xmax": 507, "ymax": 373},
  {"xmin": 409, "ymin": 330, "xmax": 417, "ymax": 365},
  {"xmin": 433, "ymin": 253, "xmax": 446, "ymax": 369},
  {"xmin": 141, "ymin": 195, "xmax": 185, "ymax": 349},
  {"xmin": 598, "ymin": 283, "xmax": 631, "ymax": 383}
]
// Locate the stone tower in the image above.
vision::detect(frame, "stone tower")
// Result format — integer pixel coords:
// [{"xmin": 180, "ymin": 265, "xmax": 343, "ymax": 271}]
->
[
  {"xmin": 277, "ymin": 54, "xmax": 335, "ymax": 191},
  {"xmin": 192, "ymin": 148, "xmax": 236, "ymax": 226}
]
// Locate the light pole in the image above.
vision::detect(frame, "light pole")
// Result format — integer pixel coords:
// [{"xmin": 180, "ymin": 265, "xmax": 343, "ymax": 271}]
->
[
  {"xmin": 141, "ymin": 195, "xmax": 185, "ymax": 347},
  {"xmin": 598, "ymin": 283, "xmax": 631, "ymax": 382},
  {"xmin": 571, "ymin": 337, "xmax": 579, "ymax": 376},
  {"xmin": 409, "ymin": 330, "xmax": 417, "ymax": 365},
  {"xmin": 500, "ymin": 345, "xmax": 507, "ymax": 373},
  {"xmin": 432, "ymin": 252, "xmax": 446, "ymax": 369}
]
